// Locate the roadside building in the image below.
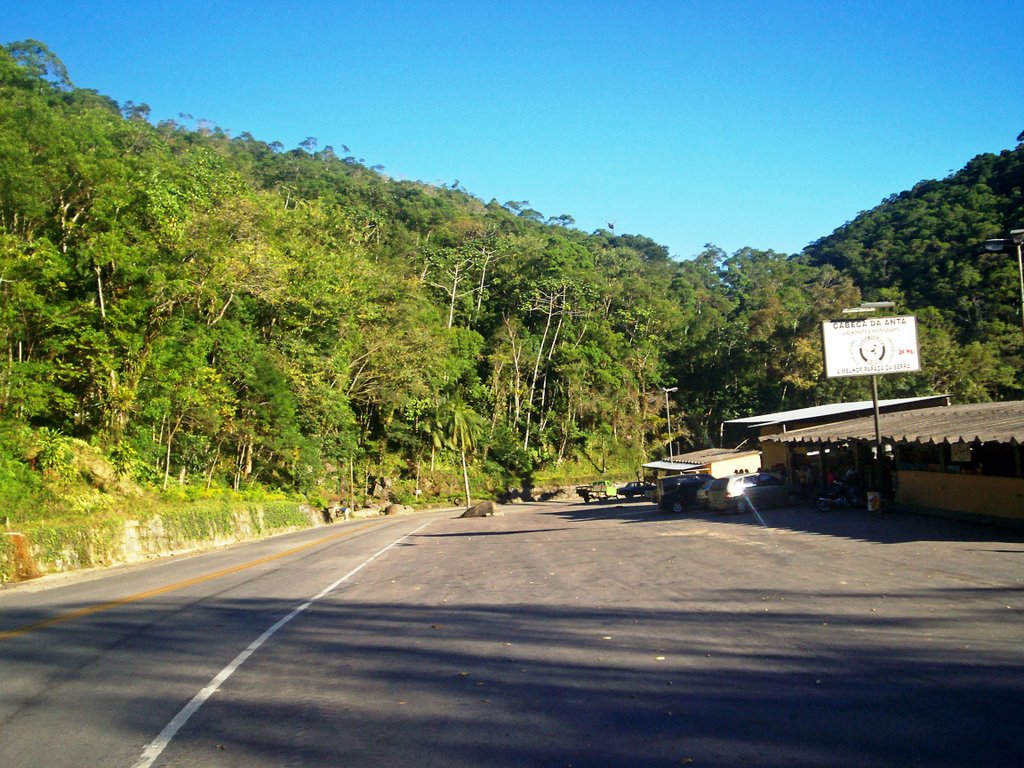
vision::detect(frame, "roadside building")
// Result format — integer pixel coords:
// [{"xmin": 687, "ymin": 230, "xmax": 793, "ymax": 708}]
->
[
  {"xmin": 722, "ymin": 395, "xmax": 951, "ymax": 469},
  {"xmin": 644, "ymin": 447, "xmax": 762, "ymax": 479},
  {"xmin": 760, "ymin": 400, "xmax": 1024, "ymax": 526},
  {"xmin": 643, "ymin": 447, "xmax": 762, "ymax": 503}
]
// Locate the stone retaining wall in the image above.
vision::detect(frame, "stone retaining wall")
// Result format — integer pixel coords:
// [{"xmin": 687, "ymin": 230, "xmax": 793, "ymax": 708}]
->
[{"xmin": 0, "ymin": 502, "xmax": 328, "ymax": 584}]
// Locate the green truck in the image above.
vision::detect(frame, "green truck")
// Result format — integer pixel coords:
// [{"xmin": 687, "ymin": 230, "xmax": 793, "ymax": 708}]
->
[{"xmin": 575, "ymin": 480, "xmax": 618, "ymax": 503}]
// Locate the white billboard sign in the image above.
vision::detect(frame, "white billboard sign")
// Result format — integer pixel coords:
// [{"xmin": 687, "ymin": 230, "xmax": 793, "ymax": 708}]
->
[{"xmin": 821, "ymin": 315, "xmax": 920, "ymax": 378}]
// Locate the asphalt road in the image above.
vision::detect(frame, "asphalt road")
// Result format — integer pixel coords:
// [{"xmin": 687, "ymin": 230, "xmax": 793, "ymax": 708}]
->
[{"xmin": 2, "ymin": 499, "xmax": 1023, "ymax": 767}]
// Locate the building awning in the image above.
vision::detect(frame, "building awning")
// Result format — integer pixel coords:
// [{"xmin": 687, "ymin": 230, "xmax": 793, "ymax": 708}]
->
[{"xmin": 761, "ymin": 401, "xmax": 1024, "ymax": 446}]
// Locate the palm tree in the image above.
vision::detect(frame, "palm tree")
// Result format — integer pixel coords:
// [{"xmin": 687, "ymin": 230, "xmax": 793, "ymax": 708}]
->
[
  {"xmin": 416, "ymin": 406, "xmax": 445, "ymax": 472},
  {"xmin": 441, "ymin": 396, "xmax": 485, "ymax": 507}
]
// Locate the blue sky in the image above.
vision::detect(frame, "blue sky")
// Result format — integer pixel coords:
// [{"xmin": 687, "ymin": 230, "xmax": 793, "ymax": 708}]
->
[{"xmin": 6, "ymin": 1, "xmax": 1022, "ymax": 258}]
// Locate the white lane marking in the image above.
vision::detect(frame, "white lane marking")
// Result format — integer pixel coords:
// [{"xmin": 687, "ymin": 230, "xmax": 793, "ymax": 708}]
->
[{"xmin": 131, "ymin": 520, "xmax": 431, "ymax": 768}]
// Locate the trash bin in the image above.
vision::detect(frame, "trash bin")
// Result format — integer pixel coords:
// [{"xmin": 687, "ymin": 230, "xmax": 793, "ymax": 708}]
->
[{"xmin": 866, "ymin": 491, "xmax": 882, "ymax": 512}]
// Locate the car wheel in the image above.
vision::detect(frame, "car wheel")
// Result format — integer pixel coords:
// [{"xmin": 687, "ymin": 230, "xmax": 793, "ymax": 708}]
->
[
  {"xmin": 672, "ymin": 500, "xmax": 684, "ymax": 513},
  {"xmin": 737, "ymin": 497, "xmax": 751, "ymax": 514}
]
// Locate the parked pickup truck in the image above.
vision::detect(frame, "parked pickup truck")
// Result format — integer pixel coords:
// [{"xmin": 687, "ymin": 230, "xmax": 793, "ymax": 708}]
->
[{"xmin": 576, "ymin": 480, "xmax": 618, "ymax": 503}]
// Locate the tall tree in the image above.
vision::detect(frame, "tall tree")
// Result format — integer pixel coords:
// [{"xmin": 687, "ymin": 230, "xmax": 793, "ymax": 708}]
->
[{"xmin": 441, "ymin": 396, "xmax": 485, "ymax": 507}]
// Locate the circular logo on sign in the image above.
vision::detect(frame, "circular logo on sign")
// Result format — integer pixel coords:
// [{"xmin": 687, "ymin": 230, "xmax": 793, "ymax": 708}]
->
[{"xmin": 854, "ymin": 335, "xmax": 890, "ymax": 364}]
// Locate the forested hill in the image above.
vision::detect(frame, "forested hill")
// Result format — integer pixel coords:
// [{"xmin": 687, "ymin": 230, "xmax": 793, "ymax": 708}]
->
[
  {"xmin": 805, "ymin": 145, "xmax": 1024, "ymax": 353},
  {"xmin": 1, "ymin": 40, "xmax": 1022, "ymax": 512}
]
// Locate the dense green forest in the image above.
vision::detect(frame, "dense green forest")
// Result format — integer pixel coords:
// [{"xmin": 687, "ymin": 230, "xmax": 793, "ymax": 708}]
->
[{"xmin": 2, "ymin": 40, "xmax": 1022, "ymax": 518}]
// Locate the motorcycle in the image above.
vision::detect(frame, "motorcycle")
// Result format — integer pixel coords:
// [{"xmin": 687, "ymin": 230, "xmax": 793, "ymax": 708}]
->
[{"xmin": 816, "ymin": 480, "xmax": 863, "ymax": 511}]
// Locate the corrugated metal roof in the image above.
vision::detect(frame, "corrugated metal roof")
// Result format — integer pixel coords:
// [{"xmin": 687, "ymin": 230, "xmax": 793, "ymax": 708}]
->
[
  {"xmin": 643, "ymin": 448, "xmax": 762, "ymax": 472},
  {"xmin": 673, "ymin": 447, "xmax": 762, "ymax": 463},
  {"xmin": 642, "ymin": 460, "xmax": 703, "ymax": 471},
  {"xmin": 761, "ymin": 401, "xmax": 1024, "ymax": 446},
  {"xmin": 724, "ymin": 395, "xmax": 950, "ymax": 427}
]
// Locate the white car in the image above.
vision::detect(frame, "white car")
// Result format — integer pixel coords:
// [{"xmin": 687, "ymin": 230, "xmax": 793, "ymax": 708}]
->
[{"xmin": 695, "ymin": 477, "xmax": 715, "ymax": 509}]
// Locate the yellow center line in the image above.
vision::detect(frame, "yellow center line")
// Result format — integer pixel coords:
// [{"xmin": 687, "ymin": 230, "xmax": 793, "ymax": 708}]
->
[{"xmin": 0, "ymin": 521, "xmax": 381, "ymax": 641}]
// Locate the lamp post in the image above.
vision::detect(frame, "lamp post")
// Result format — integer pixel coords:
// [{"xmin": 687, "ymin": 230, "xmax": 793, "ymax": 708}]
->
[
  {"xmin": 841, "ymin": 301, "xmax": 897, "ymax": 492},
  {"xmin": 661, "ymin": 386, "xmax": 678, "ymax": 460},
  {"xmin": 983, "ymin": 229, "xmax": 1024, "ymax": 342}
]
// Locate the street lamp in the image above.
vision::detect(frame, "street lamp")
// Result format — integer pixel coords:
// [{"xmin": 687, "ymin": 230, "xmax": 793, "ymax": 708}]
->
[
  {"xmin": 660, "ymin": 386, "xmax": 678, "ymax": 460},
  {"xmin": 983, "ymin": 229, "xmax": 1024, "ymax": 342},
  {"xmin": 841, "ymin": 301, "xmax": 899, "ymax": 314}
]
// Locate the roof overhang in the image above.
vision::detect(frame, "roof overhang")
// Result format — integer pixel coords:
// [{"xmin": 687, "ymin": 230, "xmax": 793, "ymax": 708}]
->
[
  {"xmin": 724, "ymin": 395, "xmax": 951, "ymax": 431},
  {"xmin": 761, "ymin": 401, "xmax": 1024, "ymax": 447}
]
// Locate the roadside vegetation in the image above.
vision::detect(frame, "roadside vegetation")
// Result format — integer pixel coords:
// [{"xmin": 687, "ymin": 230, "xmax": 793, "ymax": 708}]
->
[{"xmin": 2, "ymin": 40, "xmax": 1023, "ymax": 574}]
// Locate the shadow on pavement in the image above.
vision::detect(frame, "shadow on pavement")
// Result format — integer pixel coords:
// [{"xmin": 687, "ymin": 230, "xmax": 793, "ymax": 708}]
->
[
  {"xmin": 542, "ymin": 497, "xmax": 1024, "ymax": 546},
  {"xmin": 7, "ymin": 594, "xmax": 1016, "ymax": 768}
]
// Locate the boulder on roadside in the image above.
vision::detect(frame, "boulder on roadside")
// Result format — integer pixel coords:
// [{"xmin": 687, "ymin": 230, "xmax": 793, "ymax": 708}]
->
[
  {"xmin": 384, "ymin": 503, "xmax": 413, "ymax": 516},
  {"xmin": 460, "ymin": 500, "xmax": 500, "ymax": 518},
  {"xmin": 350, "ymin": 504, "xmax": 382, "ymax": 518}
]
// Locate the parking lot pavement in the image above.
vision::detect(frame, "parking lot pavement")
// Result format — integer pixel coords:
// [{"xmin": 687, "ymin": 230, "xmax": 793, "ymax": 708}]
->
[{"xmin": 515, "ymin": 498, "xmax": 1024, "ymax": 766}]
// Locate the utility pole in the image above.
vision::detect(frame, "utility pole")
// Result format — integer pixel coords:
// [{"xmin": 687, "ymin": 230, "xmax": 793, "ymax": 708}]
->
[{"xmin": 661, "ymin": 386, "xmax": 678, "ymax": 459}]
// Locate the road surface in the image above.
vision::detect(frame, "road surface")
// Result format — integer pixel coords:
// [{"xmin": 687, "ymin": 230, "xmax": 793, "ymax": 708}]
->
[{"xmin": 2, "ymin": 500, "xmax": 1023, "ymax": 767}]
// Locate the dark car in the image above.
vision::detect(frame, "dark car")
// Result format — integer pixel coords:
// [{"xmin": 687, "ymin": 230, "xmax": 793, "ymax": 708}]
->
[
  {"xmin": 708, "ymin": 472, "xmax": 792, "ymax": 513},
  {"xmin": 658, "ymin": 473, "xmax": 713, "ymax": 513},
  {"xmin": 617, "ymin": 481, "xmax": 655, "ymax": 499}
]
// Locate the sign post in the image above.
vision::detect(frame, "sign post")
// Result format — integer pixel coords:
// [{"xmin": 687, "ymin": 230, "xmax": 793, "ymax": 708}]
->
[
  {"xmin": 821, "ymin": 315, "xmax": 920, "ymax": 378},
  {"xmin": 821, "ymin": 313, "xmax": 920, "ymax": 501}
]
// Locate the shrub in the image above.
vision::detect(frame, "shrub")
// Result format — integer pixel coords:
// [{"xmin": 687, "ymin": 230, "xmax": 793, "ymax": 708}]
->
[
  {"xmin": 0, "ymin": 426, "xmax": 41, "ymax": 526},
  {"xmin": 160, "ymin": 502, "xmax": 236, "ymax": 545},
  {"xmin": 261, "ymin": 501, "xmax": 307, "ymax": 530},
  {"xmin": 35, "ymin": 427, "xmax": 74, "ymax": 482},
  {"xmin": 0, "ymin": 535, "xmax": 15, "ymax": 583},
  {"xmin": 109, "ymin": 441, "xmax": 139, "ymax": 480}
]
